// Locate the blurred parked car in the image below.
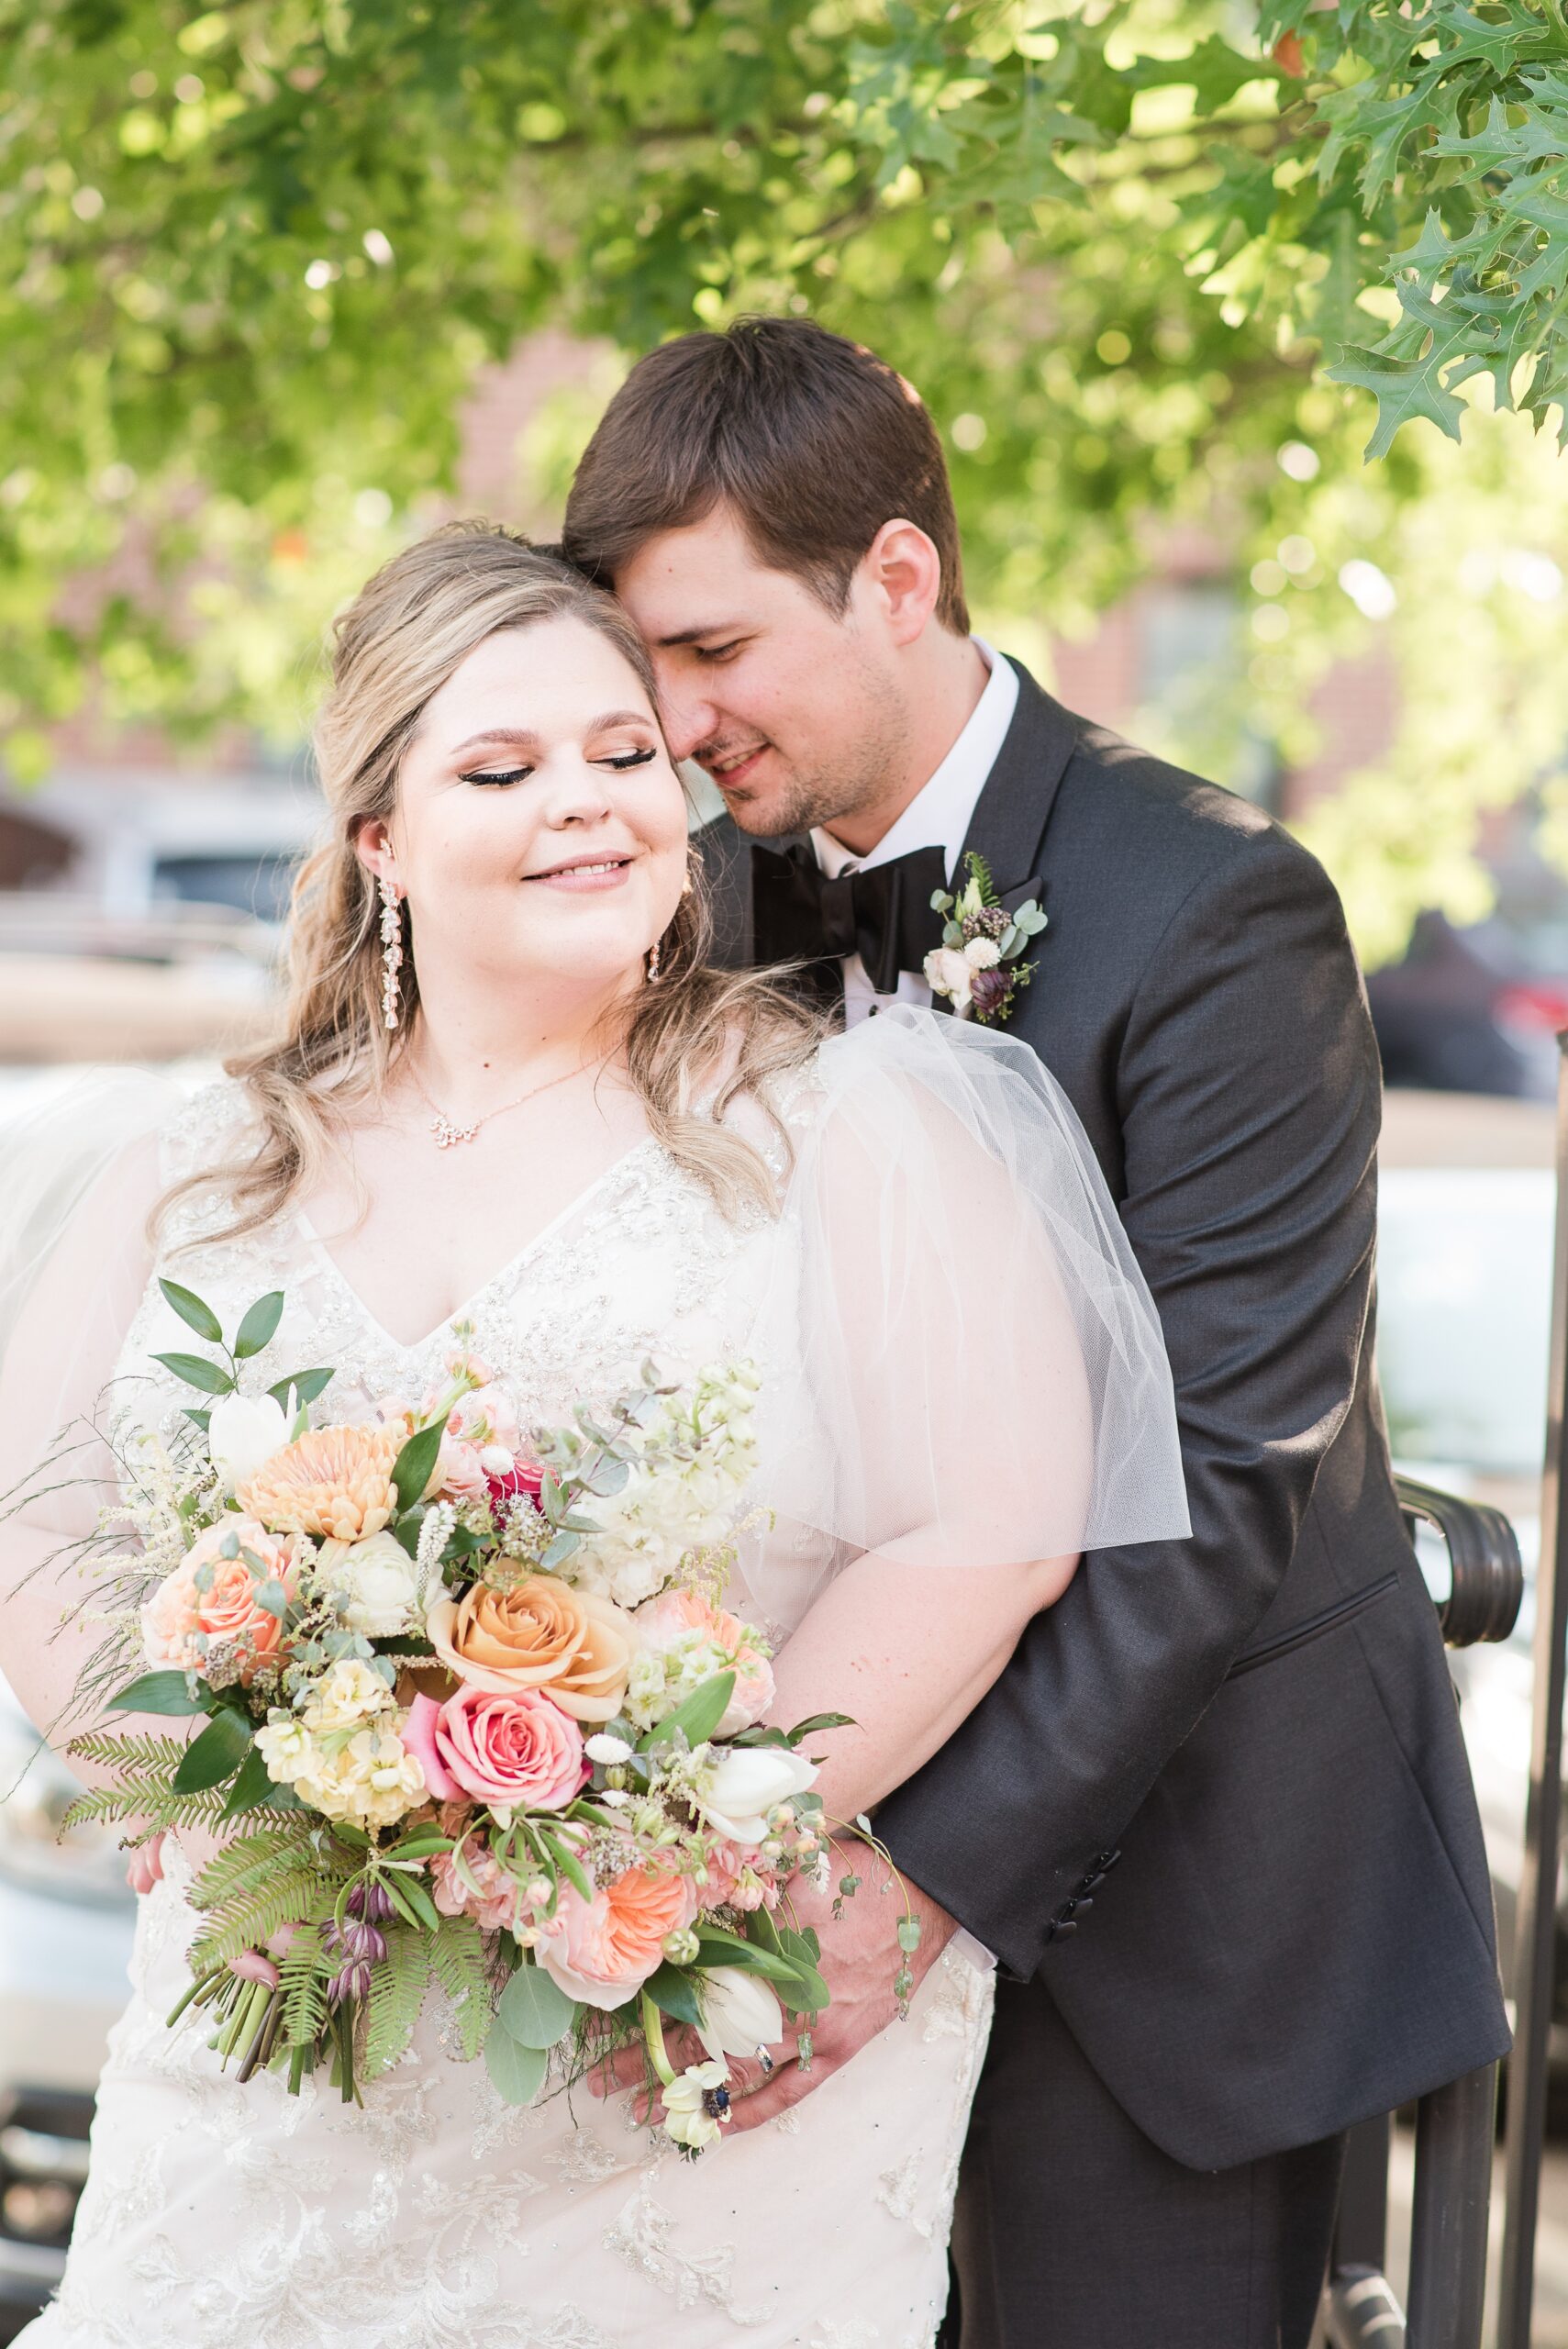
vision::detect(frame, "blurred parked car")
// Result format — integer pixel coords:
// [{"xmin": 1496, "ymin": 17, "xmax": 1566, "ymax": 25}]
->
[
  {"xmin": 1366, "ymin": 907, "xmax": 1568, "ymax": 1101},
  {"xmin": 1375, "ymin": 1088, "xmax": 1558, "ymax": 2075},
  {"xmin": 0, "ymin": 1676, "xmax": 135, "ymax": 2342},
  {"xmin": 0, "ymin": 900, "xmax": 282, "ymax": 1064}
]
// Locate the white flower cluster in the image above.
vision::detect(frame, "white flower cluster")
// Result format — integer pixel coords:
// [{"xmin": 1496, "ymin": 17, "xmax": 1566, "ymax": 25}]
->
[
  {"xmin": 254, "ymin": 1658, "xmax": 425, "ymax": 1831},
  {"xmin": 564, "ymin": 1364, "xmax": 760, "ymax": 1610},
  {"xmin": 623, "ymin": 1633, "xmax": 742, "ymax": 1733}
]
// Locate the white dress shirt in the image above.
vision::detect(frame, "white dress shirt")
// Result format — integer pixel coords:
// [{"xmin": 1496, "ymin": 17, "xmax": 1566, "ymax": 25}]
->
[{"xmin": 810, "ymin": 641, "xmax": 1019, "ymax": 1027}]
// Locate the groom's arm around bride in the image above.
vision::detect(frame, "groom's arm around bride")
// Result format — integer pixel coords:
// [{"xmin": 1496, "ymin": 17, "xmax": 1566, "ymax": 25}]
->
[{"xmin": 563, "ymin": 317, "xmax": 1510, "ymax": 2349}]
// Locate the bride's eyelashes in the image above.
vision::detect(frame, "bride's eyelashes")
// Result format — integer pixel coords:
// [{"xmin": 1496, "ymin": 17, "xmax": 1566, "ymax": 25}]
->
[{"xmin": 459, "ymin": 746, "xmax": 660, "ymax": 787}]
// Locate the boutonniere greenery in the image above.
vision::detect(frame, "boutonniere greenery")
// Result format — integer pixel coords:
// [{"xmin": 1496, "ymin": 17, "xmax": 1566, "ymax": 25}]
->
[{"xmin": 924, "ymin": 853, "xmax": 1047, "ymax": 1026}]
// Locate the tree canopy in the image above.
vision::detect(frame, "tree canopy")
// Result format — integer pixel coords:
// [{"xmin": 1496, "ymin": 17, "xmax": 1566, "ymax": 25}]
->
[{"xmin": 5, "ymin": 0, "xmax": 1568, "ymax": 953}]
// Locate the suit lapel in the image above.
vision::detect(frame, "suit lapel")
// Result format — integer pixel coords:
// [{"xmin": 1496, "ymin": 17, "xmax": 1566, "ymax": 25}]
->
[{"xmin": 955, "ymin": 657, "xmax": 1082, "ymax": 896}]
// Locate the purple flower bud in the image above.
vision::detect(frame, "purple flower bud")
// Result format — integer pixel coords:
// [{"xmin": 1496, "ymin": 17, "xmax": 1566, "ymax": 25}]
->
[
  {"xmin": 327, "ymin": 1958, "xmax": 373, "ymax": 2008},
  {"xmin": 347, "ymin": 1880, "xmax": 395, "ymax": 1924}
]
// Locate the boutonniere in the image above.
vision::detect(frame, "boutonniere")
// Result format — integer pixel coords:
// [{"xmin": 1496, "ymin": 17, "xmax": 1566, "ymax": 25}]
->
[{"xmin": 924, "ymin": 853, "xmax": 1047, "ymax": 1025}]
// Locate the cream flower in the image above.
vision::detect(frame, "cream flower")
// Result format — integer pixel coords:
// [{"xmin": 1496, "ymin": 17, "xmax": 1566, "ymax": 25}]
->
[
  {"xmin": 923, "ymin": 945, "xmax": 974, "ymax": 1012},
  {"xmin": 306, "ymin": 1657, "xmax": 395, "ymax": 1735},
  {"xmin": 315, "ymin": 1531, "xmax": 422, "ymax": 1638},
  {"xmin": 963, "ymin": 936, "xmax": 1002, "ymax": 969}
]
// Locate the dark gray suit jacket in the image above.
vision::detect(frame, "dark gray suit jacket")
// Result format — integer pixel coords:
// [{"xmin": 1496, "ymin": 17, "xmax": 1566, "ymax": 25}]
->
[{"xmin": 699, "ymin": 660, "xmax": 1510, "ymax": 2170}]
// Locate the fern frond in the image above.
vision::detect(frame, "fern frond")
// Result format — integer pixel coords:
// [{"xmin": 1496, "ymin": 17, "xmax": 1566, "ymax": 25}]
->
[
  {"xmin": 186, "ymin": 1823, "xmax": 319, "ymax": 1913},
  {"xmin": 279, "ymin": 1929, "xmax": 332, "ymax": 2052},
  {"xmin": 362, "ymin": 1931, "xmax": 431, "ymax": 2079},
  {"xmin": 59, "ymin": 1781, "xmax": 227, "ymax": 1837},
  {"xmin": 189, "ymin": 1866, "xmax": 337, "ymax": 1970},
  {"xmin": 427, "ymin": 1917, "xmax": 492, "ymax": 2060},
  {"xmin": 66, "ymin": 1731, "xmax": 188, "ymax": 1773}
]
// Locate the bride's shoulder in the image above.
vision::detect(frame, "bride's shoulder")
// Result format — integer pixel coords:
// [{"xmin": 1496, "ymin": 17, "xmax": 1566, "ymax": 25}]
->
[{"xmin": 157, "ymin": 1071, "xmax": 262, "ymax": 1185}]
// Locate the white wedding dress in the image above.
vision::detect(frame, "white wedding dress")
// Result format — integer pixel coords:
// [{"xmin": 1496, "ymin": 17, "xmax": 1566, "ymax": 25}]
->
[{"xmin": 10, "ymin": 1009, "xmax": 1187, "ymax": 2349}]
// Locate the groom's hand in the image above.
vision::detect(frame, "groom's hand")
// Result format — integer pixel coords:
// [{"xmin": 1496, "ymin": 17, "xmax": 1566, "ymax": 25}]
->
[{"xmin": 724, "ymin": 1865, "xmax": 957, "ymax": 2134}]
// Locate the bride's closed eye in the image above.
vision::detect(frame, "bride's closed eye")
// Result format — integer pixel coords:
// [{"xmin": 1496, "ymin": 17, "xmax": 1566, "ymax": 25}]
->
[{"xmin": 460, "ymin": 746, "xmax": 659, "ymax": 787}]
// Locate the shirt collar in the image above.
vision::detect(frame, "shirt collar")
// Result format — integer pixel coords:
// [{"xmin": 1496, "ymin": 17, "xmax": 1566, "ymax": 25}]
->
[{"xmin": 811, "ymin": 640, "xmax": 1019, "ymax": 881}]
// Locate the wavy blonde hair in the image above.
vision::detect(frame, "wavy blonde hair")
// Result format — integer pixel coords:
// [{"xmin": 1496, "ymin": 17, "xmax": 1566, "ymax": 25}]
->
[{"xmin": 163, "ymin": 521, "xmax": 821, "ymax": 1242}]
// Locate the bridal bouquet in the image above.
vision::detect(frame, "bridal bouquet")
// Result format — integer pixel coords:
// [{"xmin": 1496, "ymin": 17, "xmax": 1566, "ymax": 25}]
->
[{"xmin": 61, "ymin": 1281, "xmax": 901, "ymax": 2153}]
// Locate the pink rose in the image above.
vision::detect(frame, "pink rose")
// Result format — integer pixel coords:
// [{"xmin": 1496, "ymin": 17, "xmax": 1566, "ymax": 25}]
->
[
  {"xmin": 538, "ymin": 1864, "xmax": 698, "ymax": 2010},
  {"xmin": 486, "ymin": 1455, "xmax": 544, "ymax": 1518},
  {"xmin": 410, "ymin": 1683, "xmax": 587, "ymax": 1813},
  {"xmin": 634, "ymin": 1587, "xmax": 775, "ymax": 1735},
  {"xmin": 441, "ymin": 1382, "xmax": 520, "ymax": 1451},
  {"xmin": 141, "ymin": 1519, "xmax": 298, "ymax": 1680},
  {"xmin": 435, "ymin": 1436, "xmax": 491, "ymax": 1506}
]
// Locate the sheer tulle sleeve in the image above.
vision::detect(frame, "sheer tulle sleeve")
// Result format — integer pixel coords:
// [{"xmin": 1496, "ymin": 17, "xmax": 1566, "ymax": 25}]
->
[{"xmin": 743, "ymin": 1007, "xmax": 1189, "ymax": 1616}]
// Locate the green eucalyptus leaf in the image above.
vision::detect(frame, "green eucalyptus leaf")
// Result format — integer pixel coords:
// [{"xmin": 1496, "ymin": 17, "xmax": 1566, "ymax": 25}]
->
[
  {"xmin": 158, "ymin": 1278, "xmax": 223, "ymax": 1343},
  {"xmin": 151, "ymin": 1352, "xmax": 234, "ymax": 1396},
  {"xmin": 643, "ymin": 1962, "xmax": 704, "ymax": 2030},
  {"xmin": 172, "ymin": 1706, "xmax": 254, "ymax": 1794},
  {"xmin": 107, "ymin": 1669, "xmax": 208, "ymax": 1717},
  {"xmin": 219, "ymin": 1742, "xmax": 280, "ymax": 1819},
  {"xmin": 266, "ymin": 1367, "xmax": 335, "ymax": 1408},
  {"xmin": 638, "ymin": 1671, "xmax": 734, "ymax": 1753},
  {"xmin": 497, "ymin": 1963, "xmax": 579, "ymax": 2048},
  {"xmin": 391, "ymin": 1419, "xmax": 444, "ymax": 1512},
  {"xmin": 233, "ymin": 1291, "xmax": 284, "ymax": 1359},
  {"xmin": 484, "ymin": 2029, "xmax": 548, "ymax": 2106}
]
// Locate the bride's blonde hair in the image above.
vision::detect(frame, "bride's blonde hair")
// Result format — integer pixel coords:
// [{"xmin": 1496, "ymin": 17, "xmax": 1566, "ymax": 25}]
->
[{"xmin": 165, "ymin": 522, "xmax": 820, "ymax": 1241}]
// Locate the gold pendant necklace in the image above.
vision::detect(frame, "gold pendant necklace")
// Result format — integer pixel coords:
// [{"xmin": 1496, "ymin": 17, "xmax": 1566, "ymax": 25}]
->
[{"xmin": 411, "ymin": 1057, "xmax": 596, "ymax": 1150}]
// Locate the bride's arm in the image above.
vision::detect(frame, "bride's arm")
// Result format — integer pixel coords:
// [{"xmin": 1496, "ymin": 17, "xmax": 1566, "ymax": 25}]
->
[
  {"xmin": 766, "ymin": 1549, "xmax": 1077, "ymax": 1822},
  {"xmin": 0, "ymin": 1130, "xmax": 172, "ymax": 1782}
]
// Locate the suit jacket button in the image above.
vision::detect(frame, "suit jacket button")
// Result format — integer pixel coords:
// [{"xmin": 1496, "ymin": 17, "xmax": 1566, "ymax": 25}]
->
[{"xmin": 1053, "ymin": 1919, "xmax": 1078, "ymax": 1937}]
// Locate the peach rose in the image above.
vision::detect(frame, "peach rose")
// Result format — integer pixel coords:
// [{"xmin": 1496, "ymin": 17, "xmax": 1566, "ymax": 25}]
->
[
  {"xmin": 427, "ymin": 1578, "xmax": 636, "ymax": 1722},
  {"xmin": 141, "ymin": 1518, "xmax": 298, "ymax": 1680},
  {"xmin": 538, "ymin": 1864, "xmax": 699, "ymax": 2010},
  {"xmin": 633, "ymin": 1586, "xmax": 774, "ymax": 1734},
  {"xmin": 407, "ymin": 1683, "xmax": 587, "ymax": 1812}
]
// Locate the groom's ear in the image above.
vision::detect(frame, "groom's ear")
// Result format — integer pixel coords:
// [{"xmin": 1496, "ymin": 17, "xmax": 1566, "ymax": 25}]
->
[{"xmin": 861, "ymin": 518, "xmax": 945, "ymax": 648}]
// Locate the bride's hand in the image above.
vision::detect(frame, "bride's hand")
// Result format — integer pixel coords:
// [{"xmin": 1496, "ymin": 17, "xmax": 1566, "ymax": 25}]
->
[{"xmin": 724, "ymin": 1866, "xmax": 956, "ymax": 2136}]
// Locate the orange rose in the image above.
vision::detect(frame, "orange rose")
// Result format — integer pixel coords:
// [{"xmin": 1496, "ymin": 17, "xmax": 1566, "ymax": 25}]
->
[
  {"xmin": 426, "ymin": 1577, "xmax": 636, "ymax": 1723},
  {"xmin": 140, "ymin": 1518, "xmax": 298, "ymax": 1682}
]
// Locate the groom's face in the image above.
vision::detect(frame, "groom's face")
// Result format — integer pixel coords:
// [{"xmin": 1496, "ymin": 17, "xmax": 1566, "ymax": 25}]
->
[{"xmin": 615, "ymin": 504, "xmax": 910, "ymax": 840}]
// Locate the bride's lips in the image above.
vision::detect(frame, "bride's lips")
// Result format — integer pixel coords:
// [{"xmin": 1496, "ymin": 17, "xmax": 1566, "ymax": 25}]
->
[{"xmin": 521, "ymin": 852, "xmax": 636, "ymax": 894}]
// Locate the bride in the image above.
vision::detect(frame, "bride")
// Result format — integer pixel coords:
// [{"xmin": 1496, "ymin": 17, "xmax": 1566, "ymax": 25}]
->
[{"xmin": 0, "ymin": 522, "xmax": 1186, "ymax": 2349}]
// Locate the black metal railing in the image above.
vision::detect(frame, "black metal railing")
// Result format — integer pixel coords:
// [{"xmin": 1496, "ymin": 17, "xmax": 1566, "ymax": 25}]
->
[{"xmin": 1319, "ymin": 1475, "xmax": 1524, "ymax": 2349}]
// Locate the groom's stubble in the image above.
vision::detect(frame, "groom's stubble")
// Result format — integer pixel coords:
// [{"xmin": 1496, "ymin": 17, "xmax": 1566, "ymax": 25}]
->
[{"xmin": 692, "ymin": 644, "xmax": 917, "ymax": 846}]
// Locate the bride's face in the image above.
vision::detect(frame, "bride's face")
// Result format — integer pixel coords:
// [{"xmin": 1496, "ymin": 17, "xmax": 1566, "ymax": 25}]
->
[{"xmin": 360, "ymin": 616, "xmax": 689, "ymax": 1001}]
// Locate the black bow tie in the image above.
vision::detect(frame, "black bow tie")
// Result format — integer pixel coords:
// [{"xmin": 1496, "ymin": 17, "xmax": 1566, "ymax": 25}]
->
[{"xmin": 751, "ymin": 841, "xmax": 951, "ymax": 998}]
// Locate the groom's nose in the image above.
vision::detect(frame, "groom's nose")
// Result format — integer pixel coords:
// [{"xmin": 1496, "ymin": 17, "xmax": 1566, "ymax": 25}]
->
[{"xmin": 652, "ymin": 670, "xmax": 717, "ymax": 764}]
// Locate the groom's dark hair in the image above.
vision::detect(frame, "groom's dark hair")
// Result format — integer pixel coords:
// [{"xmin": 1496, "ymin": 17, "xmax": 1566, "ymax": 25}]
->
[{"xmin": 562, "ymin": 316, "xmax": 970, "ymax": 634}]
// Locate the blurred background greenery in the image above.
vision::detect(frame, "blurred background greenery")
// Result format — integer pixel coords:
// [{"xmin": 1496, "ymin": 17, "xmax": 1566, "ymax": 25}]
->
[{"xmin": 6, "ymin": 0, "xmax": 1568, "ymax": 966}]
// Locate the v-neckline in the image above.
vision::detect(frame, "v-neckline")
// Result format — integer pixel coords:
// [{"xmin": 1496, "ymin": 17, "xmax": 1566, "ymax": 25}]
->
[{"xmin": 293, "ymin": 1138, "xmax": 660, "ymax": 1358}]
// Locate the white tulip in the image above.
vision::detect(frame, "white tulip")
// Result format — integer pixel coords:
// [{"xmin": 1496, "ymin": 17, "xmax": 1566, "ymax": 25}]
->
[
  {"xmin": 696, "ymin": 1966, "xmax": 784, "ymax": 2065},
  {"xmin": 694, "ymin": 1747, "xmax": 817, "ymax": 1845},
  {"xmin": 316, "ymin": 1531, "xmax": 422, "ymax": 1637},
  {"xmin": 207, "ymin": 1392, "xmax": 291, "ymax": 1489}
]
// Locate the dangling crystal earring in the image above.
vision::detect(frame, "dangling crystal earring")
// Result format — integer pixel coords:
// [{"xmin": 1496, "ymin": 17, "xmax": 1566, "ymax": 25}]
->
[
  {"xmin": 645, "ymin": 935, "xmax": 662, "ymax": 984},
  {"xmin": 379, "ymin": 875, "xmax": 405, "ymax": 1030}
]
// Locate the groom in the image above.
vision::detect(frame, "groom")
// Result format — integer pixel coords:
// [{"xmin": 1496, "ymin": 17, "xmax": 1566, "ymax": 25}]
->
[{"xmin": 562, "ymin": 318, "xmax": 1509, "ymax": 2346}]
